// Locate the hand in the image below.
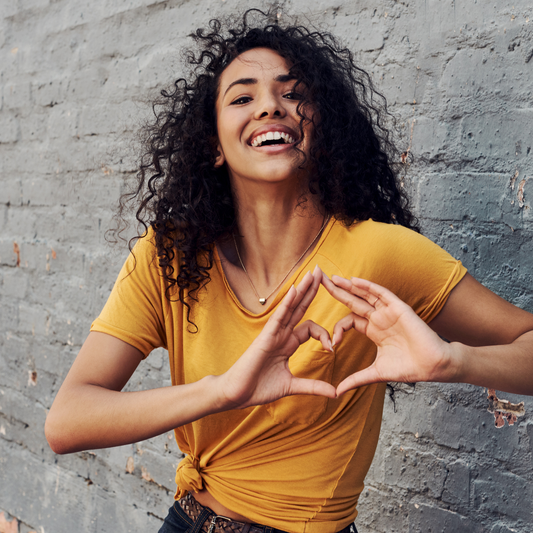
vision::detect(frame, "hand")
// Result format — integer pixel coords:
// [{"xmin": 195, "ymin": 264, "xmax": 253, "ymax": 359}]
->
[
  {"xmin": 215, "ymin": 267, "xmax": 337, "ymax": 410},
  {"xmin": 322, "ymin": 273, "xmax": 453, "ymax": 396}
]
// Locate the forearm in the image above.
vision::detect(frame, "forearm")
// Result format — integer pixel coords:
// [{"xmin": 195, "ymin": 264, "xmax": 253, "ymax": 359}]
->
[
  {"xmin": 45, "ymin": 375, "xmax": 223, "ymax": 454},
  {"xmin": 448, "ymin": 330, "xmax": 533, "ymax": 395}
]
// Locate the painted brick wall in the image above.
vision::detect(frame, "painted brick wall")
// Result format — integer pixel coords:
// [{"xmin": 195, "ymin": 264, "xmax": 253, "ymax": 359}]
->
[{"xmin": 0, "ymin": 1, "xmax": 532, "ymax": 532}]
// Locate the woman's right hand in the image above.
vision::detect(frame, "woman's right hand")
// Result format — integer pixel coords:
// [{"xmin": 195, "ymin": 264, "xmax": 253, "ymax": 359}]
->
[{"xmin": 214, "ymin": 266, "xmax": 337, "ymax": 410}]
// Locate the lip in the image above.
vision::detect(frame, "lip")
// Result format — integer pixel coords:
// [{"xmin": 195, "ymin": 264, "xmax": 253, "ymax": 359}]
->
[{"xmin": 247, "ymin": 124, "xmax": 300, "ymax": 147}]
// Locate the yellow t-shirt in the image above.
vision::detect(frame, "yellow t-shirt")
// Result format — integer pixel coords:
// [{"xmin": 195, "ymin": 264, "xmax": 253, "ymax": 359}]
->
[{"xmin": 91, "ymin": 218, "xmax": 467, "ymax": 533}]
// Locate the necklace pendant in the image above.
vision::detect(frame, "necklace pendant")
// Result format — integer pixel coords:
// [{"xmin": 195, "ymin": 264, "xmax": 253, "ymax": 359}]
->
[{"xmin": 259, "ymin": 297, "xmax": 267, "ymax": 305}]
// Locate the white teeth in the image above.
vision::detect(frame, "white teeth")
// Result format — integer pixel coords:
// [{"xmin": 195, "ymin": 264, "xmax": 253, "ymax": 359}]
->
[
  {"xmin": 281, "ymin": 132, "xmax": 295, "ymax": 144},
  {"xmin": 251, "ymin": 131, "xmax": 296, "ymax": 147}
]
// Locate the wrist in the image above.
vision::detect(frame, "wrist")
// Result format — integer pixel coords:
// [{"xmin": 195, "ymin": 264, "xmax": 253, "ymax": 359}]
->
[
  {"xmin": 202, "ymin": 374, "xmax": 241, "ymax": 413},
  {"xmin": 441, "ymin": 341, "xmax": 470, "ymax": 384}
]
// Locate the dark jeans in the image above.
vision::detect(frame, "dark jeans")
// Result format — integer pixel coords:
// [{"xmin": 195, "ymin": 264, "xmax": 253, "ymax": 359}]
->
[{"xmin": 158, "ymin": 499, "xmax": 358, "ymax": 533}]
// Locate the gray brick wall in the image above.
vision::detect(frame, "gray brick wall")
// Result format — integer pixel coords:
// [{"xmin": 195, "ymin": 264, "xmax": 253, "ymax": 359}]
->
[{"xmin": 1, "ymin": 1, "xmax": 532, "ymax": 532}]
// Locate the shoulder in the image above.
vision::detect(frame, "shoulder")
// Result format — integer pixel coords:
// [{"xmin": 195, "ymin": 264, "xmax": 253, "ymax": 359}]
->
[
  {"xmin": 322, "ymin": 218, "xmax": 437, "ymax": 259},
  {"xmin": 129, "ymin": 227, "xmax": 158, "ymax": 263},
  {"xmin": 116, "ymin": 227, "xmax": 166, "ymax": 289}
]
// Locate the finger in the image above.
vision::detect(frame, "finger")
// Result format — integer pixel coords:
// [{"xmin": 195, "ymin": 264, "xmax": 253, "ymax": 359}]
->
[
  {"xmin": 322, "ymin": 272, "xmax": 375, "ymax": 317},
  {"xmin": 343, "ymin": 277, "xmax": 398, "ymax": 307},
  {"xmin": 288, "ymin": 377, "xmax": 337, "ymax": 398},
  {"xmin": 293, "ymin": 319, "xmax": 333, "ymax": 352},
  {"xmin": 321, "ymin": 272, "xmax": 353, "ymax": 306},
  {"xmin": 286, "ymin": 266, "xmax": 323, "ymax": 329},
  {"xmin": 327, "ymin": 274, "xmax": 352, "ymax": 291},
  {"xmin": 332, "ymin": 276, "xmax": 383, "ymax": 310},
  {"xmin": 276, "ymin": 270, "xmax": 315, "ymax": 328},
  {"xmin": 270, "ymin": 284, "xmax": 298, "ymax": 326},
  {"xmin": 294, "ymin": 267, "xmax": 322, "ymax": 312},
  {"xmin": 331, "ymin": 313, "xmax": 369, "ymax": 346},
  {"xmin": 336, "ymin": 365, "xmax": 385, "ymax": 396},
  {"xmin": 269, "ymin": 273, "xmax": 311, "ymax": 332}
]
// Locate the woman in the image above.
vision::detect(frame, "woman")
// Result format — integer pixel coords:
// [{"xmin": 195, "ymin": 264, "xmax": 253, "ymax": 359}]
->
[{"xmin": 45, "ymin": 10, "xmax": 533, "ymax": 533}]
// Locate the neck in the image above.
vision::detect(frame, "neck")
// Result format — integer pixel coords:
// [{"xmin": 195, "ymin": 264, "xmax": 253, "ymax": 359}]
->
[{"xmin": 224, "ymin": 179, "xmax": 326, "ymax": 294}]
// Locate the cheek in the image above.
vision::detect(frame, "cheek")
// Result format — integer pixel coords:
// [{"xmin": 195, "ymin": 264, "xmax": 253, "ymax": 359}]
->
[{"xmin": 216, "ymin": 114, "xmax": 238, "ymax": 147}]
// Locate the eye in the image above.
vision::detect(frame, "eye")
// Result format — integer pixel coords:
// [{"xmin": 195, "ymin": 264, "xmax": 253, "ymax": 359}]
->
[
  {"xmin": 283, "ymin": 91, "xmax": 303, "ymax": 101},
  {"xmin": 230, "ymin": 96, "xmax": 252, "ymax": 105}
]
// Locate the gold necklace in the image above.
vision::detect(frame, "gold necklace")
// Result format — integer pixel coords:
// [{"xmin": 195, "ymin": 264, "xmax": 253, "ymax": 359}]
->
[{"xmin": 232, "ymin": 216, "xmax": 330, "ymax": 305}]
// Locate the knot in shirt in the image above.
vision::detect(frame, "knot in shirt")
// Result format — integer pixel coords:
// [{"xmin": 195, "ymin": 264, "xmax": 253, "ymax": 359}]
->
[{"xmin": 175, "ymin": 456, "xmax": 203, "ymax": 498}]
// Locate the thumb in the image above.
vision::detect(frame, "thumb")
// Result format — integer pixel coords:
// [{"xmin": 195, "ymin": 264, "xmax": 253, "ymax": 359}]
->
[
  {"xmin": 336, "ymin": 365, "xmax": 384, "ymax": 396},
  {"xmin": 288, "ymin": 377, "xmax": 337, "ymax": 398}
]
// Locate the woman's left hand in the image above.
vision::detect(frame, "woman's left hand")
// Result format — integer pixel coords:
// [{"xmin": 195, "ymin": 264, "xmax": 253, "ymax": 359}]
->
[{"xmin": 322, "ymin": 273, "xmax": 454, "ymax": 396}]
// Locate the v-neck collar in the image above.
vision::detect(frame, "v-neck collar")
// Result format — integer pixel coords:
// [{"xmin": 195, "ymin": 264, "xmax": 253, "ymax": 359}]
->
[{"xmin": 214, "ymin": 217, "xmax": 337, "ymax": 317}]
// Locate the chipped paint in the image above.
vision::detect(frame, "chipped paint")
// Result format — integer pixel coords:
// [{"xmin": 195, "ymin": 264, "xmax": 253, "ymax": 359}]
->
[
  {"xmin": 400, "ymin": 119, "xmax": 416, "ymax": 165},
  {"xmin": 13, "ymin": 242, "xmax": 20, "ymax": 267},
  {"xmin": 28, "ymin": 370, "xmax": 37, "ymax": 386},
  {"xmin": 487, "ymin": 389, "xmax": 525, "ymax": 428},
  {"xmin": 509, "ymin": 169, "xmax": 518, "ymax": 190},
  {"xmin": 141, "ymin": 466, "xmax": 154, "ymax": 482},
  {"xmin": 126, "ymin": 456, "xmax": 135, "ymax": 474},
  {"xmin": 517, "ymin": 178, "xmax": 527, "ymax": 207}
]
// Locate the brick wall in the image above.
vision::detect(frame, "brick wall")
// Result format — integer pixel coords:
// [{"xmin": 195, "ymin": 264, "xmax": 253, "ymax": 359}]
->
[{"xmin": 1, "ymin": 1, "xmax": 532, "ymax": 532}]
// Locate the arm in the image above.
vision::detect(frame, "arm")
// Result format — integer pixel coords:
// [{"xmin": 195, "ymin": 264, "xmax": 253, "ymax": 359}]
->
[
  {"xmin": 45, "ymin": 268, "xmax": 335, "ymax": 454},
  {"xmin": 44, "ymin": 332, "xmax": 223, "ymax": 454},
  {"xmin": 321, "ymin": 272, "xmax": 533, "ymax": 396},
  {"xmin": 430, "ymin": 273, "xmax": 533, "ymax": 394}
]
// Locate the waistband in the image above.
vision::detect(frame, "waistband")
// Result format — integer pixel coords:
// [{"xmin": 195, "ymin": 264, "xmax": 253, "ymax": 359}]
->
[{"xmin": 176, "ymin": 493, "xmax": 356, "ymax": 533}]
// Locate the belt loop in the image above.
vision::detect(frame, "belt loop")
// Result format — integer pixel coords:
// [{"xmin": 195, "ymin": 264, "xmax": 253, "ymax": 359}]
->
[
  {"xmin": 264, "ymin": 528, "xmax": 273, "ymax": 533},
  {"xmin": 189, "ymin": 508, "xmax": 212, "ymax": 533}
]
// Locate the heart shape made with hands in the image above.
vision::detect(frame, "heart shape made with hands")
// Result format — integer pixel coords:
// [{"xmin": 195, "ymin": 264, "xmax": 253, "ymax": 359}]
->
[{"xmin": 223, "ymin": 268, "xmax": 446, "ymax": 409}]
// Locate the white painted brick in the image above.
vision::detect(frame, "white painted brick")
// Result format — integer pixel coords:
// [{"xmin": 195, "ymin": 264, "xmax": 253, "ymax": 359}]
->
[
  {"xmin": 32, "ymin": 77, "xmax": 69, "ymax": 108},
  {"xmin": 0, "ymin": 113, "xmax": 19, "ymax": 143},
  {"xmin": 2, "ymin": 81, "xmax": 32, "ymax": 109}
]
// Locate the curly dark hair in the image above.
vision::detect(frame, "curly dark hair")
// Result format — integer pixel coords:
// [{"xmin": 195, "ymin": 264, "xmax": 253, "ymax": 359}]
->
[{"xmin": 115, "ymin": 7, "xmax": 418, "ymax": 328}]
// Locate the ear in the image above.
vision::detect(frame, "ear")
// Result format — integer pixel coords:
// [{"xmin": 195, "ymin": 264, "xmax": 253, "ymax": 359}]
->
[{"xmin": 214, "ymin": 141, "xmax": 225, "ymax": 168}]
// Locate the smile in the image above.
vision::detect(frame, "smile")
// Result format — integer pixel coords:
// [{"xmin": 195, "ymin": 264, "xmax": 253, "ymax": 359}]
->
[{"xmin": 250, "ymin": 130, "xmax": 297, "ymax": 148}]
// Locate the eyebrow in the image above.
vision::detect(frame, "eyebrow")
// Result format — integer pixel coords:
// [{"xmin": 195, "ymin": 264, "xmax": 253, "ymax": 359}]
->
[{"xmin": 223, "ymin": 74, "xmax": 297, "ymax": 97}]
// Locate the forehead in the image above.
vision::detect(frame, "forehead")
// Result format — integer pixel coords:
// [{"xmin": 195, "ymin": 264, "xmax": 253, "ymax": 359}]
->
[{"xmin": 218, "ymin": 48, "xmax": 291, "ymax": 91}]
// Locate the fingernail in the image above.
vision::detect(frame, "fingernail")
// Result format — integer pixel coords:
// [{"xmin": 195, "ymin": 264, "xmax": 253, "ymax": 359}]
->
[{"xmin": 328, "ymin": 340, "xmax": 333, "ymax": 351}]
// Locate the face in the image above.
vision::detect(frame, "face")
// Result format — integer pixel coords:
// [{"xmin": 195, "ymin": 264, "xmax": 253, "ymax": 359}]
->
[{"xmin": 215, "ymin": 47, "xmax": 313, "ymax": 187}]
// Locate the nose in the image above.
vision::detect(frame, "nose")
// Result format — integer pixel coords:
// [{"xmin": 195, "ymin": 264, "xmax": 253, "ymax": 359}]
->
[{"xmin": 254, "ymin": 92, "xmax": 287, "ymax": 119}]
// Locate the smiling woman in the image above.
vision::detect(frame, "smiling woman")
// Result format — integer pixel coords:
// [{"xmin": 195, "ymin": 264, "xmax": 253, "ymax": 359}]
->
[{"xmin": 44, "ymin": 8, "xmax": 533, "ymax": 533}]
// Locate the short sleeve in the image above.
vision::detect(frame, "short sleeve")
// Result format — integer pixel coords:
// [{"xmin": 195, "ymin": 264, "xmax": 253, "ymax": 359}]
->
[
  {"xmin": 340, "ymin": 220, "xmax": 466, "ymax": 323},
  {"xmin": 91, "ymin": 230, "xmax": 167, "ymax": 357},
  {"xmin": 351, "ymin": 222, "xmax": 468, "ymax": 323}
]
